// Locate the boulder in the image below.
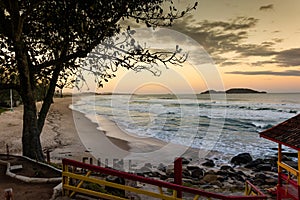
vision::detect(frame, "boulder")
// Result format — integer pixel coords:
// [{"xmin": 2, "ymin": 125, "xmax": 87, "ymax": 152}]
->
[
  {"xmin": 202, "ymin": 174, "xmax": 219, "ymax": 183},
  {"xmin": 220, "ymin": 165, "xmax": 235, "ymax": 172},
  {"xmin": 230, "ymin": 153, "xmax": 253, "ymax": 165},
  {"xmin": 190, "ymin": 168, "xmax": 205, "ymax": 179},
  {"xmin": 105, "ymin": 176, "xmax": 125, "ymax": 197},
  {"xmin": 166, "ymin": 165, "xmax": 174, "ymax": 177},
  {"xmin": 182, "ymin": 157, "xmax": 190, "ymax": 165},
  {"xmin": 157, "ymin": 163, "xmax": 166, "ymax": 172},
  {"xmin": 187, "ymin": 165, "xmax": 201, "ymax": 171},
  {"xmin": 256, "ymin": 164, "xmax": 272, "ymax": 171},
  {"xmin": 182, "ymin": 168, "xmax": 191, "ymax": 178},
  {"xmin": 202, "ymin": 159, "xmax": 215, "ymax": 167},
  {"xmin": 245, "ymin": 159, "xmax": 263, "ymax": 168}
]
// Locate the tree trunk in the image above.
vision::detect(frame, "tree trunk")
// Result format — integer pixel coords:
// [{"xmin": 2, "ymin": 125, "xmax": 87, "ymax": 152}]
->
[
  {"xmin": 13, "ymin": 37, "xmax": 45, "ymax": 161},
  {"xmin": 22, "ymin": 99, "xmax": 44, "ymax": 161}
]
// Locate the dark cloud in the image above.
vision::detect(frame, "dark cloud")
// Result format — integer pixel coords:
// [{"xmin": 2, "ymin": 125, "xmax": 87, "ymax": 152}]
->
[
  {"xmin": 238, "ymin": 44, "xmax": 277, "ymax": 57},
  {"xmin": 172, "ymin": 16, "xmax": 259, "ymax": 58},
  {"xmin": 220, "ymin": 61, "xmax": 240, "ymax": 66},
  {"xmin": 259, "ymin": 4, "xmax": 274, "ymax": 11},
  {"xmin": 250, "ymin": 48, "xmax": 300, "ymax": 67},
  {"xmin": 171, "ymin": 16, "xmax": 300, "ymax": 68},
  {"xmin": 227, "ymin": 70, "xmax": 300, "ymax": 76},
  {"xmin": 275, "ymin": 48, "xmax": 300, "ymax": 67}
]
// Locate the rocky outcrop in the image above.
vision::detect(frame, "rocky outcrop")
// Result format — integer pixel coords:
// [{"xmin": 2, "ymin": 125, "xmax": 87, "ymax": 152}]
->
[{"xmin": 132, "ymin": 152, "xmax": 278, "ymax": 194}]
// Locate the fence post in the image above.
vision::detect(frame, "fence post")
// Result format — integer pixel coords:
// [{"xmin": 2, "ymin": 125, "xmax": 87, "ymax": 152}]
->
[
  {"xmin": 6, "ymin": 144, "xmax": 9, "ymax": 159},
  {"xmin": 4, "ymin": 188, "xmax": 13, "ymax": 200},
  {"xmin": 46, "ymin": 150, "xmax": 50, "ymax": 163},
  {"xmin": 174, "ymin": 157, "xmax": 182, "ymax": 198}
]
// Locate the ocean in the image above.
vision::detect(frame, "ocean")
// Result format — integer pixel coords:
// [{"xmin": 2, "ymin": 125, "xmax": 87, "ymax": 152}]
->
[{"xmin": 71, "ymin": 93, "xmax": 300, "ymax": 159}]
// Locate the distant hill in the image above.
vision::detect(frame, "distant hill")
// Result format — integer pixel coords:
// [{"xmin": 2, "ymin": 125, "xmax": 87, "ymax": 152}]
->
[
  {"xmin": 200, "ymin": 88, "xmax": 267, "ymax": 94},
  {"xmin": 200, "ymin": 90, "xmax": 224, "ymax": 94},
  {"xmin": 226, "ymin": 88, "xmax": 267, "ymax": 94}
]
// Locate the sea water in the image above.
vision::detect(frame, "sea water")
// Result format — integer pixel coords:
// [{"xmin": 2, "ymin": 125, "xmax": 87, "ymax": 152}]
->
[{"xmin": 71, "ymin": 93, "xmax": 300, "ymax": 158}]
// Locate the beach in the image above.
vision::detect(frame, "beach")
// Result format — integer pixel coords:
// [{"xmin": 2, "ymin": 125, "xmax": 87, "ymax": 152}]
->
[
  {"xmin": 0, "ymin": 97, "xmax": 91, "ymax": 162},
  {"xmin": 0, "ymin": 95, "xmax": 284, "ymax": 199},
  {"xmin": 0, "ymin": 96, "xmax": 203, "ymax": 166}
]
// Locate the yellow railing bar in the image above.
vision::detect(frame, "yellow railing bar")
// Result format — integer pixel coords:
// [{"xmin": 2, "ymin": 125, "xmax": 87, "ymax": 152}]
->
[
  {"xmin": 70, "ymin": 170, "xmax": 92, "ymax": 198},
  {"xmin": 172, "ymin": 190, "xmax": 177, "ymax": 198},
  {"xmin": 62, "ymin": 164, "xmax": 70, "ymax": 196},
  {"xmin": 158, "ymin": 186, "xmax": 163, "ymax": 195},
  {"xmin": 63, "ymin": 172, "xmax": 180, "ymax": 200},
  {"xmin": 64, "ymin": 184, "xmax": 127, "ymax": 200},
  {"xmin": 193, "ymin": 194, "xmax": 200, "ymax": 200},
  {"xmin": 278, "ymin": 162, "xmax": 299, "ymax": 176}
]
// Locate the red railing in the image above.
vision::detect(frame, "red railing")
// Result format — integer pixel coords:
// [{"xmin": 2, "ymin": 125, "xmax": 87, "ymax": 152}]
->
[{"xmin": 62, "ymin": 158, "xmax": 267, "ymax": 200}]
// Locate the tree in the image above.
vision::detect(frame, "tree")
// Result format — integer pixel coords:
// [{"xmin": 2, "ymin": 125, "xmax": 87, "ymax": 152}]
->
[{"xmin": 0, "ymin": 0, "xmax": 197, "ymax": 161}]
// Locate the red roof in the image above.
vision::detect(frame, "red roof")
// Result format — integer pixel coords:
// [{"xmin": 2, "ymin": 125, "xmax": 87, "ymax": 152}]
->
[{"xmin": 259, "ymin": 114, "xmax": 300, "ymax": 151}]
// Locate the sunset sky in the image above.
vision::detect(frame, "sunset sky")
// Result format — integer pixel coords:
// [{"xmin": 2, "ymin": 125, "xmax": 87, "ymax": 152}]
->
[{"xmin": 88, "ymin": 0, "xmax": 300, "ymax": 94}]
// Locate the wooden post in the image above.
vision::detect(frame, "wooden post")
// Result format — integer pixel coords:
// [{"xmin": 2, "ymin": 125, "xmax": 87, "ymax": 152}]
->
[
  {"xmin": 4, "ymin": 188, "xmax": 13, "ymax": 200},
  {"xmin": 105, "ymin": 158, "xmax": 109, "ymax": 168},
  {"xmin": 46, "ymin": 150, "xmax": 50, "ymax": 163},
  {"xmin": 174, "ymin": 157, "xmax": 182, "ymax": 198},
  {"xmin": 6, "ymin": 144, "xmax": 9, "ymax": 159},
  {"xmin": 278, "ymin": 144, "xmax": 282, "ymax": 186},
  {"xmin": 297, "ymin": 151, "xmax": 300, "ymax": 199},
  {"xmin": 62, "ymin": 163, "xmax": 69, "ymax": 196}
]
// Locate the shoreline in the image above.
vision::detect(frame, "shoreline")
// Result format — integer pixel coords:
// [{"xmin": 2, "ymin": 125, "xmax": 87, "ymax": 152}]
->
[
  {"xmin": 0, "ymin": 95, "xmax": 284, "ymax": 198},
  {"xmin": 0, "ymin": 96, "xmax": 223, "ymax": 166},
  {"xmin": 71, "ymin": 96, "xmax": 231, "ymax": 167}
]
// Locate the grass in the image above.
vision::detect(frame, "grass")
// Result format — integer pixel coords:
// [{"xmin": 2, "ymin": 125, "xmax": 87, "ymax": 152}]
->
[{"xmin": 0, "ymin": 107, "xmax": 7, "ymax": 114}]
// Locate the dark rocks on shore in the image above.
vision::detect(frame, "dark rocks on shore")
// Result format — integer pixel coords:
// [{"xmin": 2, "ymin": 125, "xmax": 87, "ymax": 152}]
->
[
  {"xmin": 230, "ymin": 153, "xmax": 253, "ymax": 165},
  {"xmin": 202, "ymin": 159, "xmax": 215, "ymax": 167},
  {"xmin": 133, "ymin": 152, "xmax": 279, "ymax": 194}
]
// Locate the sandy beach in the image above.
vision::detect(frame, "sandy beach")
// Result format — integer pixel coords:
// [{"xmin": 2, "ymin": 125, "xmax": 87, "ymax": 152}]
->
[
  {"xmin": 0, "ymin": 96, "xmax": 209, "ymax": 166},
  {"xmin": 0, "ymin": 97, "xmax": 93, "ymax": 162}
]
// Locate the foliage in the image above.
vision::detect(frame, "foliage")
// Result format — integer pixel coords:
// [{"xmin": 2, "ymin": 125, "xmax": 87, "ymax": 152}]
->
[{"xmin": 0, "ymin": 0, "xmax": 197, "ymax": 160}]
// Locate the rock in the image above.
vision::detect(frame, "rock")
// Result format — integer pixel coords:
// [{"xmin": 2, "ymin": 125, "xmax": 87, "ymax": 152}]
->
[
  {"xmin": 157, "ymin": 163, "xmax": 166, "ymax": 172},
  {"xmin": 105, "ymin": 176, "xmax": 125, "ymax": 197},
  {"xmin": 254, "ymin": 173, "xmax": 267, "ymax": 180},
  {"xmin": 231, "ymin": 153, "xmax": 253, "ymax": 165},
  {"xmin": 205, "ymin": 170, "xmax": 216, "ymax": 175},
  {"xmin": 182, "ymin": 168, "xmax": 191, "ymax": 178},
  {"xmin": 245, "ymin": 159, "xmax": 263, "ymax": 168},
  {"xmin": 202, "ymin": 174, "xmax": 219, "ymax": 183},
  {"xmin": 190, "ymin": 168, "xmax": 205, "ymax": 179},
  {"xmin": 135, "ymin": 166, "xmax": 152, "ymax": 175},
  {"xmin": 256, "ymin": 164, "xmax": 272, "ymax": 171},
  {"xmin": 187, "ymin": 165, "xmax": 201, "ymax": 171},
  {"xmin": 265, "ymin": 178, "xmax": 277, "ymax": 185},
  {"xmin": 220, "ymin": 165, "xmax": 234, "ymax": 172},
  {"xmin": 202, "ymin": 159, "xmax": 215, "ymax": 167},
  {"xmin": 182, "ymin": 157, "xmax": 190, "ymax": 165},
  {"xmin": 210, "ymin": 180, "xmax": 223, "ymax": 187},
  {"xmin": 160, "ymin": 174, "xmax": 168, "ymax": 180},
  {"xmin": 144, "ymin": 163, "xmax": 152, "ymax": 168},
  {"xmin": 166, "ymin": 165, "xmax": 174, "ymax": 177}
]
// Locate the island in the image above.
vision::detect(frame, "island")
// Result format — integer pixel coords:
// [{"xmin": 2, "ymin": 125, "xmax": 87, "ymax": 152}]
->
[{"xmin": 200, "ymin": 88, "xmax": 267, "ymax": 94}]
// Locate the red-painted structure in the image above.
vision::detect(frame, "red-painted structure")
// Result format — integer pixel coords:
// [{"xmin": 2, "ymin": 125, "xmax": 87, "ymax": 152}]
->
[
  {"xmin": 259, "ymin": 114, "xmax": 300, "ymax": 200},
  {"xmin": 62, "ymin": 158, "xmax": 267, "ymax": 199}
]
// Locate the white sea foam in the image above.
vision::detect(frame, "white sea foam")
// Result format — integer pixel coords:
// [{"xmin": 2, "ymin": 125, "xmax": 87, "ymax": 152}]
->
[{"xmin": 72, "ymin": 93, "xmax": 300, "ymax": 158}]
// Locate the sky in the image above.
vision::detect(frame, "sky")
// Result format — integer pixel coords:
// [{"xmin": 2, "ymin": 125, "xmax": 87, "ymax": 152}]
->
[{"xmin": 83, "ymin": 0, "xmax": 300, "ymax": 94}]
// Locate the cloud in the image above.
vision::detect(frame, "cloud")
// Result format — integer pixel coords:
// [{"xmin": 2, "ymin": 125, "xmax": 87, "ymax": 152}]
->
[
  {"xmin": 172, "ymin": 16, "xmax": 259, "ymax": 57},
  {"xmin": 275, "ymin": 48, "xmax": 300, "ymax": 67},
  {"xmin": 249, "ymin": 48, "xmax": 300, "ymax": 67},
  {"xmin": 227, "ymin": 70, "xmax": 300, "ymax": 76},
  {"xmin": 259, "ymin": 4, "xmax": 274, "ymax": 11}
]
